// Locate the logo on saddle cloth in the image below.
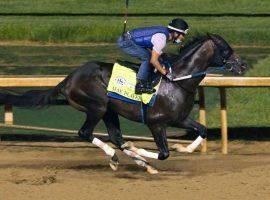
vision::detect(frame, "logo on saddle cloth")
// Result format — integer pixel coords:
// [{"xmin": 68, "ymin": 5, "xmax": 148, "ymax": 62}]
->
[{"xmin": 107, "ymin": 63, "xmax": 161, "ymax": 106}]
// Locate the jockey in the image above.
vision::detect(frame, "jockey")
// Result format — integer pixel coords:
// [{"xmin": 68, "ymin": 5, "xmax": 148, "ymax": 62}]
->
[{"xmin": 117, "ymin": 18, "xmax": 189, "ymax": 94}]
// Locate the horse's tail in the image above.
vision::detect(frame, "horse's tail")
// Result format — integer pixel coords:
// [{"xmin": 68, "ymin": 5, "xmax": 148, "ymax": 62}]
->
[{"xmin": 0, "ymin": 80, "xmax": 68, "ymax": 108}]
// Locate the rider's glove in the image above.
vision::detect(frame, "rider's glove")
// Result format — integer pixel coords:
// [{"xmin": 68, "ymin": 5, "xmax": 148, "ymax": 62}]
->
[{"xmin": 164, "ymin": 69, "xmax": 174, "ymax": 82}]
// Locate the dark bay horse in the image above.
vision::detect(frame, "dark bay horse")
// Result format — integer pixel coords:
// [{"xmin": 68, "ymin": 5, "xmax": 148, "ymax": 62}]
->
[{"xmin": 0, "ymin": 33, "xmax": 246, "ymax": 174}]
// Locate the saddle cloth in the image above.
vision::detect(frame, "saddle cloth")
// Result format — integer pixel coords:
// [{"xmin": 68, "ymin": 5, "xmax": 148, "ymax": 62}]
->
[{"xmin": 107, "ymin": 62, "xmax": 161, "ymax": 106}]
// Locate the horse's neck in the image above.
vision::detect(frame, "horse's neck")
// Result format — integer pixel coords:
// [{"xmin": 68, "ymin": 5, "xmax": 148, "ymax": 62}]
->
[{"xmin": 173, "ymin": 40, "xmax": 214, "ymax": 93}]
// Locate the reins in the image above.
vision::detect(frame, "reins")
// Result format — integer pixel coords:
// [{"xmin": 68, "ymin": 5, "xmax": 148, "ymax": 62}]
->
[
  {"xmin": 172, "ymin": 66, "xmax": 226, "ymax": 82},
  {"xmin": 169, "ymin": 34, "xmax": 233, "ymax": 82}
]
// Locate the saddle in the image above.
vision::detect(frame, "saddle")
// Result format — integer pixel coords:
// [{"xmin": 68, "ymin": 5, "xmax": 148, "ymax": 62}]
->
[
  {"xmin": 107, "ymin": 55, "xmax": 172, "ymax": 107},
  {"xmin": 107, "ymin": 62, "xmax": 161, "ymax": 106},
  {"xmin": 116, "ymin": 59, "xmax": 171, "ymax": 87},
  {"xmin": 107, "ymin": 58, "xmax": 172, "ymax": 122}
]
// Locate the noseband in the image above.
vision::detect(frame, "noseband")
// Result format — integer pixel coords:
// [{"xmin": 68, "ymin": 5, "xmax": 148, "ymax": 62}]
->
[{"xmin": 209, "ymin": 37, "xmax": 234, "ymax": 71}]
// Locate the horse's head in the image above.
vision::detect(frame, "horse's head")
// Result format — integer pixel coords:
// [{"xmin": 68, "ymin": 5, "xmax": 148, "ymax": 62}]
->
[{"xmin": 208, "ymin": 33, "xmax": 247, "ymax": 75}]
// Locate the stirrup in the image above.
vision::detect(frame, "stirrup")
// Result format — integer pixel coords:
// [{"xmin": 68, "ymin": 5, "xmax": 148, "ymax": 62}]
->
[
  {"xmin": 135, "ymin": 82, "xmax": 145, "ymax": 94},
  {"xmin": 135, "ymin": 88, "xmax": 144, "ymax": 94},
  {"xmin": 145, "ymin": 82, "xmax": 156, "ymax": 94},
  {"xmin": 135, "ymin": 80, "xmax": 155, "ymax": 94},
  {"xmin": 135, "ymin": 87, "xmax": 155, "ymax": 94},
  {"xmin": 145, "ymin": 88, "xmax": 156, "ymax": 94}
]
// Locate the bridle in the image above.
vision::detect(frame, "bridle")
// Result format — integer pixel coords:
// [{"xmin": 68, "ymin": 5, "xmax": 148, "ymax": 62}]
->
[
  {"xmin": 208, "ymin": 37, "xmax": 235, "ymax": 70},
  {"xmin": 170, "ymin": 37, "xmax": 230, "ymax": 82}
]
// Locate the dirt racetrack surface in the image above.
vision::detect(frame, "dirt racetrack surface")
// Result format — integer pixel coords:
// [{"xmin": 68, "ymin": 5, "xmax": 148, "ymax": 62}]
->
[{"xmin": 0, "ymin": 140, "xmax": 269, "ymax": 200}]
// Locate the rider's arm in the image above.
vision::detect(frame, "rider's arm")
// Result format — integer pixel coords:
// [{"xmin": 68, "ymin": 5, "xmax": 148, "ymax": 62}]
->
[
  {"xmin": 150, "ymin": 33, "xmax": 167, "ymax": 75},
  {"xmin": 150, "ymin": 50, "xmax": 167, "ymax": 75}
]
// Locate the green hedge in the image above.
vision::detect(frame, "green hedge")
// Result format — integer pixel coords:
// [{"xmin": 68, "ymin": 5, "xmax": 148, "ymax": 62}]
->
[
  {"xmin": 0, "ymin": 16, "xmax": 269, "ymax": 45},
  {"xmin": 206, "ymin": 54, "xmax": 270, "ymax": 128},
  {"xmin": 0, "ymin": 0, "xmax": 269, "ymax": 14}
]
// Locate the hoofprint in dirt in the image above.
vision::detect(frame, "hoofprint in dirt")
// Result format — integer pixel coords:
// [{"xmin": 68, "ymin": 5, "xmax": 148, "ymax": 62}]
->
[{"xmin": 0, "ymin": 140, "xmax": 269, "ymax": 200}]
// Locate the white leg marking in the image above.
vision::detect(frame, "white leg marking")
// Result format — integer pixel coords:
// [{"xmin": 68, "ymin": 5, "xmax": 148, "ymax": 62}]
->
[
  {"xmin": 92, "ymin": 137, "xmax": 115, "ymax": 157},
  {"xmin": 123, "ymin": 149, "xmax": 147, "ymax": 162},
  {"xmin": 187, "ymin": 136, "xmax": 204, "ymax": 152},
  {"xmin": 122, "ymin": 141, "xmax": 159, "ymax": 159},
  {"xmin": 172, "ymin": 136, "xmax": 204, "ymax": 153},
  {"xmin": 132, "ymin": 147, "xmax": 159, "ymax": 159},
  {"xmin": 123, "ymin": 149, "xmax": 158, "ymax": 174}
]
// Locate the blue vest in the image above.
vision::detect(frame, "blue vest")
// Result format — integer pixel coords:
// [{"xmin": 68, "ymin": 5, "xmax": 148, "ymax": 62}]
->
[{"xmin": 129, "ymin": 26, "xmax": 169, "ymax": 48}]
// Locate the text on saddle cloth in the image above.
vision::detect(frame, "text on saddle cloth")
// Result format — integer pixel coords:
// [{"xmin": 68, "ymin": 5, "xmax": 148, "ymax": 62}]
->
[{"xmin": 107, "ymin": 62, "xmax": 161, "ymax": 106}]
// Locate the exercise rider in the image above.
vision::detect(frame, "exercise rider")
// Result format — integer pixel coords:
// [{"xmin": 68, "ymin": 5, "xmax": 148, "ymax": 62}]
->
[{"xmin": 117, "ymin": 18, "xmax": 189, "ymax": 94}]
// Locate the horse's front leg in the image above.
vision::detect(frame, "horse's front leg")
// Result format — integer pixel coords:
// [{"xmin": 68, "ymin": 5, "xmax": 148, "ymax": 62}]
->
[
  {"xmin": 172, "ymin": 117, "xmax": 207, "ymax": 153},
  {"xmin": 122, "ymin": 148, "xmax": 158, "ymax": 174},
  {"xmin": 120, "ymin": 125, "xmax": 169, "ymax": 173},
  {"xmin": 148, "ymin": 124, "xmax": 170, "ymax": 160},
  {"xmin": 121, "ymin": 141, "xmax": 159, "ymax": 159},
  {"xmin": 123, "ymin": 124, "xmax": 169, "ymax": 161}
]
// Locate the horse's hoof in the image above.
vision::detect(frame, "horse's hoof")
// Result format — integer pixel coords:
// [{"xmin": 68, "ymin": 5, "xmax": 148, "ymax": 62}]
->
[
  {"xmin": 121, "ymin": 141, "xmax": 134, "ymax": 150},
  {"xmin": 109, "ymin": 161, "xmax": 118, "ymax": 171},
  {"xmin": 171, "ymin": 144, "xmax": 181, "ymax": 150},
  {"xmin": 109, "ymin": 154, "xmax": 119, "ymax": 171},
  {"xmin": 146, "ymin": 166, "xmax": 158, "ymax": 175}
]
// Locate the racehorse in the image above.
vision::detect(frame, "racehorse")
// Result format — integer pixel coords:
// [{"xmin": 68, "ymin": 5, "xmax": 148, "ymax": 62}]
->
[{"xmin": 0, "ymin": 33, "xmax": 247, "ymax": 174}]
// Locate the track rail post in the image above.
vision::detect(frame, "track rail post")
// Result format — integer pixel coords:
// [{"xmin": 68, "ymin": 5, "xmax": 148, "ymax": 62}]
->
[
  {"xmin": 198, "ymin": 87, "xmax": 207, "ymax": 152},
  {"xmin": 219, "ymin": 87, "xmax": 228, "ymax": 154},
  {"xmin": 4, "ymin": 105, "xmax": 13, "ymax": 125}
]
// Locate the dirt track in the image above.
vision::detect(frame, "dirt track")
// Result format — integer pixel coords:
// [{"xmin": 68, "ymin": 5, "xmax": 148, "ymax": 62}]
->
[{"xmin": 0, "ymin": 140, "xmax": 269, "ymax": 200}]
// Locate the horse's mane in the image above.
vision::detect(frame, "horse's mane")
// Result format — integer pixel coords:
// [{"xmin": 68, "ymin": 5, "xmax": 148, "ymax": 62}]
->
[
  {"xmin": 181, "ymin": 35, "xmax": 210, "ymax": 54},
  {"xmin": 169, "ymin": 34, "xmax": 211, "ymax": 64}
]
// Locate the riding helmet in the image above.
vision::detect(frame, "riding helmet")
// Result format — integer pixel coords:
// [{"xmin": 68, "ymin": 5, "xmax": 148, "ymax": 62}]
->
[{"xmin": 168, "ymin": 18, "xmax": 189, "ymax": 35}]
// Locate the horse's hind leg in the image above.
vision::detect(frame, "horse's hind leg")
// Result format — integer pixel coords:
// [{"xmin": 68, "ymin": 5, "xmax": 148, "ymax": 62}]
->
[
  {"xmin": 102, "ymin": 108, "xmax": 124, "ymax": 148},
  {"xmin": 102, "ymin": 109, "xmax": 158, "ymax": 174},
  {"xmin": 79, "ymin": 113, "xmax": 119, "ymax": 170}
]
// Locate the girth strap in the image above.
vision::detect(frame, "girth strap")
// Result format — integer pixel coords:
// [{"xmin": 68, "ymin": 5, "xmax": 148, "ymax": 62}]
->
[{"xmin": 140, "ymin": 102, "xmax": 147, "ymax": 123}]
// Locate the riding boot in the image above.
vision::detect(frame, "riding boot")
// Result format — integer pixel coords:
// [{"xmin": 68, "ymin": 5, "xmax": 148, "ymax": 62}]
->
[
  {"xmin": 145, "ymin": 82, "xmax": 156, "ymax": 94},
  {"xmin": 135, "ymin": 79, "xmax": 146, "ymax": 94},
  {"xmin": 135, "ymin": 79, "xmax": 156, "ymax": 94}
]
